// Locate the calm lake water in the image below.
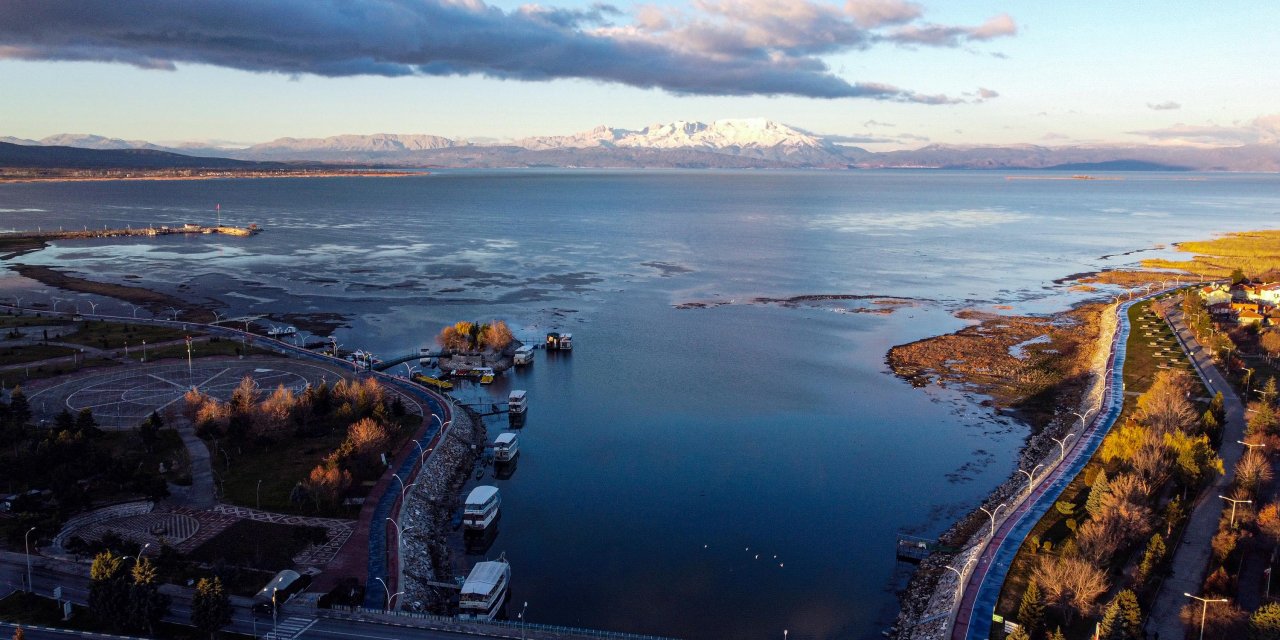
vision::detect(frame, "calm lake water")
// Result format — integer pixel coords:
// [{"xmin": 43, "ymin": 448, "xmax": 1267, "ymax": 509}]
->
[{"xmin": 2, "ymin": 171, "xmax": 1280, "ymax": 638}]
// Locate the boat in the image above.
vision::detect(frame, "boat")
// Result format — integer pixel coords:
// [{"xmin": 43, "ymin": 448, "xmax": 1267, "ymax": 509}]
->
[
  {"xmin": 412, "ymin": 373, "xmax": 454, "ymax": 390},
  {"xmin": 508, "ymin": 390, "xmax": 527, "ymax": 414},
  {"xmin": 476, "ymin": 367, "xmax": 495, "ymax": 384},
  {"xmin": 267, "ymin": 325, "xmax": 297, "ymax": 337},
  {"xmin": 462, "ymin": 485, "xmax": 501, "ymax": 531},
  {"xmin": 494, "ymin": 432, "xmax": 519, "ymax": 462},
  {"xmin": 458, "ymin": 553, "xmax": 510, "ymax": 621},
  {"xmin": 513, "ymin": 344, "xmax": 534, "ymax": 365},
  {"xmin": 546, "ymin": 332, "xmax": 573, "ymax": 350}
]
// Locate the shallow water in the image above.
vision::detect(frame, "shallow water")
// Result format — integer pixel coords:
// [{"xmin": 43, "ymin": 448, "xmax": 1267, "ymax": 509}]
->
[{"xmin": 2, "ymin": 170, "xmax": 1279, "ymax": 638}]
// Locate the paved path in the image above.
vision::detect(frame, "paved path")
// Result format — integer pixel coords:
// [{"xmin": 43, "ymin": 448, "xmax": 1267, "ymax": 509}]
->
[
  {"xmin": 1147, "ymin": 306, "xmax": 1247, "ymax": 638},
  {"xmin": 166, "ymin": 424, "xmax": 216, "ymax": 508}
]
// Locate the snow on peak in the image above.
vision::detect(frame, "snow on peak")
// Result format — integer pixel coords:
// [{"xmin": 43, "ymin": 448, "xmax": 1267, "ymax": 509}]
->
[{"xmin": 518, "ymin": 118, "xmax": 825, "ymax": 150}]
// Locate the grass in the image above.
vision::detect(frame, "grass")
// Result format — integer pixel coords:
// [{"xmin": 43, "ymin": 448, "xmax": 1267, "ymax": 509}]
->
[
  {"xmin": 214, "ymin": 412, "xmax": 420, "ymax": 517},
  {"xmin": 0, "ymin": 592, "xmax": 253, "ymax": 640},
  {"xmin": 1122, "ymin": 301, "xmax": 1203, "ymax": 397},
  {"xmin": 0, "ymin": 357, "xmax": 120, "ymax": 384},
  {"xmin": 143, "ymin": 339, "xmax": 274, "ymax": 361},
  {"xmin": 1143, "ymin": 229, "xmax": 1280, "ymax": 278},
  {"xmin": 59, "ymin": 320, "xmax": 193, "ymax": 350},
  {"xmin": 0, "ymin": 343, "xmax": 77, "ymax": 366},
  {"xmin": 0, "ymin": 313, "xmax": 73, "ymax": 330}
]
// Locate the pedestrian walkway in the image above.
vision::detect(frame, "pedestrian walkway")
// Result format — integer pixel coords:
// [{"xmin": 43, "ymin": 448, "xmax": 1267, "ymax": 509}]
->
[
  {"xmin": 263, "ymin": 616, "xmax": 317, "ymax": 640},
  {"xmin": 1147, "ymin": 306, "xmax": 1247, "ymax": 638}
]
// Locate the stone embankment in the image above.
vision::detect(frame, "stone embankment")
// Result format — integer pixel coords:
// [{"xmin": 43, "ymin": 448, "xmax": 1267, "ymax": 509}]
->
[
  {"xmin": 399, "ymin": 405, "xmax": 488, "ymax": 612},
  {"xmin": 892, "ymin": 303, "xmax": 1119, "ymax": 640}
]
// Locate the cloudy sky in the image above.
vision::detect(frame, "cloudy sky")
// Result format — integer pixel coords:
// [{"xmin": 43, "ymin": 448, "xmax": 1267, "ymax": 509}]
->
[{"xmin": 1, "ymin": 0, "xmax": 1278, "ymax": 149}]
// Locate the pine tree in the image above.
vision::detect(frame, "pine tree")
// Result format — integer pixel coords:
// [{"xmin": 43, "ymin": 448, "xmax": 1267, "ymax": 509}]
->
[
  {"xmin": 1006, "ymin": 627, "xmax": 1031, "ymax": 640},
  {"xmin": 13, "ymin": 627, "xmax": 25, "ymax": 640},
  {"xmin": 192, "ymin": 576, "xmax": 232, "ymax": 639},
  {"xmin": 1049, "ymin": 626, "xmax": 1066, "ymax": 640},
  {"xmin": 74, "ymin": 408, "xmax": 97, "ymax": 433},
  {"xmin": 1086, "ymin": 471, "xmax": 1110, "ymax": 518},
  {"xmin": 1098, "ymin": 589, "xmax": 1142, "ymax": 639},
  {"xmin": 1264, "ymin": 377, "xmax": 1279, "ymax": 406},
  {"xmin": 1136, "ymin": 533, "xmax": 1167, "ymax": 585},
  {"xmin": 54, "ymin": 409, "xmax": 75, "ymax": 432},
  {"xmin": 1251, "ymin": 602, "xmax": 1280, "ymax": 640},
  {"xmin": 1017, "ymin": 580, "xmax": 1045, "ymax": 638}
]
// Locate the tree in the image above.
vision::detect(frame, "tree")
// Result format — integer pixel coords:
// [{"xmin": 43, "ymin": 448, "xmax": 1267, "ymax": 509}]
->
[
  {"xmin": 1006, "ymin": 628, "xmax": 1030, "ymax": 640},
  {"xmin": 1259, "ymin": 503, "xmax": 1280, "ymax": 546},
  {"xmin": 8, "ymin": 386, "xmax": 30, "ymax": 426},
  {"xmin": 13, "ymin": 627, "xmax": 25, "ymax": 640},
  {"xmin": 1201, "ymin": 409, "xmax": 1220, "ymax": 441},
  {"xmin": 1098, "ymin": 589, "xmax": 1142, "ymax": 640},
  {"xmin": 1164, "ymin": 430, "xmax": 1224, "ymax": 488},
  {"xmin": 1100, "ymin": 419, "xmax": 1147, "ymax": 463},
  {"xmin": 1263, "ymin": 333, "xmax": 1280, "ymax": 362},
  {"xmin": 138, "ymin": 411, "xmax": 162, "ymax": 452},
  {"xmin": 1048, "ymin": 627, "xmax": 1066, "ymax": 640},
  {"xmin": 1086, "ymin": 470, "xmax": 1110, "ymax": 518},
  {"xmin": 1017, "ymin": 580, "xmax": 1045, "ymax": 638},
  {"xmin": 1250, "ymin": 602, "xmax": 1280, "ymax": 640},
  {"xmin": 305, "ymin": 463, "xmax": 352, "ymax": 509},
  {"xmin": 54, "ymin": 408, "xmax": 75, "ymax": 432},
  {"xmin": 127, "ymin": 556, "xmax": 169, "ymax": 635},
  {"xmin": 1250, "ymin": 401, "xmax": 1279, "ymax": 436},
  {"xmin": 1181, "ymin": 600, "xmax": 1246, "ymax": 639},
  {"xmin": 1237, "ymin": 450, "xmax": 1274, "ymax": 493},
  {"xmin": 1264, "ymin": 376, "xmax": 1280, "ymax": 405},
  {"xmin": 1031, "ymin": 555, "xmax": 1109, "ymax": 623},
  {"xmin": 1136, "ymin": 533, "xmax": 1167, "ymax": 585},
  {"xmin": 88, "ymin": 551, "xmax": 129, "ymax": 630},
  {"xmin": 74, "ymin": 408, "xmax": 97, "ymax": 433},
  {"xmin": 192, "ymin": 576, "xmax": 232, "ymax": 639},
  {"xmin": 1136, "ymin": 370, "xmax": 1198, "ymax": 434}
]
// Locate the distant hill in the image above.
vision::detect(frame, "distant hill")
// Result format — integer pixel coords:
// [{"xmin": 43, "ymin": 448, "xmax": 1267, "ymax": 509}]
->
[
  {"xmin": 0, "ymin": 141, "xmax": 271, "ymax": 170},
  {"xmin": 9, "ymin": 119, "xmax": 1280, "ymax": 171}
]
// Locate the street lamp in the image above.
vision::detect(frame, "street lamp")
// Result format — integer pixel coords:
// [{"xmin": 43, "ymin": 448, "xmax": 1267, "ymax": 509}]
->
[
  {"xmin": 1184, "ymin": 593, "xmax": 1228, "ymax": 640},
  {"xmin": 374, "ymin": 577, "xmax": 402, "ymax": 612},
  {"xmin": 520, "ymin": 601, "xmax": 528, "ymax": 640},
  {"xmin": 386, "ymin": 518, "xmax": 414, "ymax": 557},
  {"xmin": 24, "ymin": 527, "xmax": 36, "ymax": 593},
  {"xmin": 1238, "ymin": 439, "xmax": 1266, "ymax": 452},
  {"xmin": 1050, "ymin": 432, "xmax": 1076, "ymax": 462},
  {"xmin": 1070, "ymin": 409, "xmax": 1092, "ymax": 430},
  {"xmin": 1017, "ymin": 464, "xmax": 1044, "ymax": 496},
  {"xmin": 135, "ymin": 542, "xmax": 151, "ymax": 564},
  {"xmin": 1220, "ymin": 495, "xmax": 1253, "ymax": 527},
  {"xmin": 979, "ymin": 503, "xmax": 1007, "ymax": 538},
  {"xmin": 256, "ymin": 479, "xmax": 262, "ymax": 510}
]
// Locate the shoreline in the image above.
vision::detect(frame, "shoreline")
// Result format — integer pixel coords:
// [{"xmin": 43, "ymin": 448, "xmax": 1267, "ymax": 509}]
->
[{"xmin": 0, "ymin": 169, "xmax": 420, "ymax": 184}]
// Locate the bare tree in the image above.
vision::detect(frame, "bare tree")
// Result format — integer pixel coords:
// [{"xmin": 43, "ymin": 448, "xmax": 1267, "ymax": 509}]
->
[
  {"xmin": 1136, "ymin": 370, "xmax": 1198, "ymax": 435},
  {"xmin": 1032, "ymin": 555, "xmax": 1109, "ymax": 623},
  {"xmin": 1235, "ymin": 450, "xmax": 1274, "ymax": 494}
]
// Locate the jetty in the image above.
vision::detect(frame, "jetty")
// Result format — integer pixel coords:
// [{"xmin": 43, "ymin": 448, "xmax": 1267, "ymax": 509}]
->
[{"xmin": 0, "ymin": 223, "xmax": 261, "ymax": 241}]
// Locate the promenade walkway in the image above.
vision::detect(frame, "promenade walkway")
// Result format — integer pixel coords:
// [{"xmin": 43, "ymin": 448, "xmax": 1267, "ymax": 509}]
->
[{"xmin": 1147, "ymin": 305, "xmax": 1247, "ymax": 638}]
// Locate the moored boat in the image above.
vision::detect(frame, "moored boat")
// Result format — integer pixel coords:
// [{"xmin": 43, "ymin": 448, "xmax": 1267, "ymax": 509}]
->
[
  {"xmin": 494, "ymin": 432, "xmax": 519, "ymax": 462},
  {"xmin": 458, "ymin": 553, "xmax": 510, "ymax": 621},
  {"xmin": 463, "ymin": 485, "xmax": 501, "ymax": 530}
]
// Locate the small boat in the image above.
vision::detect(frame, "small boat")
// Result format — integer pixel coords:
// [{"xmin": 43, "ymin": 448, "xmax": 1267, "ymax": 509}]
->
[
  {"xmin": 477, "ymin": 367, "xmax": 495, "ymax": 385},
  {"xmin": 508, "ymin": 390, "xmax": 527, "ymax": 414},
  {"xmin": 412, "ymin": 373, "xmax": 454, "ymax": 390},
  {"xmin": 513, "ymin": 345, "xmax": 534, "ymax": 366},
  {"xmin": 463, "ymin": 486, "xmax": 501, "ymax": 531},
  {"xmin": 267, "ymin": 325, "xmax": 297, "ymax": 337},
  {"xmin": 458, "ymin": 553, "xmax": 510, "ymax": 621},
  {"xmin": 494, "ymin": 432, "xmax": 519, "ymax": 462},
  {"xmin": 546, "ymin": 332, "xmax": 573, "ymax": 350}
]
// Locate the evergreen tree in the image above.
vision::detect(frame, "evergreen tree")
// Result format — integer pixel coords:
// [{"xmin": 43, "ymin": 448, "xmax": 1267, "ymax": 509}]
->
[
  {"xmin": 1017, "ymin": 580, "xmax": 1045, "ymax": 638},
  {"xmin": 1211, "ymin": 391, "xmax": 1225, "ymax": 422},
  {"xmin": 8, "ymin": 386, "xmax": 30, "ymax": 426},
  {"xmin": 1006, "ymin": 627, "xmax": 1030, "ymax": 640},
  {"xmin": 53, "ymin": 409, "xmax": 74, "ymax": 432},
  {"xmin": 1098, "ymin": 589, "xmax": 1142, "ymax": 640},
  {"xmin": 1201, "ymin": 409, "xmax": 1220, "ymax": 439},
  {"xmin": 1264, "ymin": 377, "xmax": 1280, "ymax": 406},
  {"xmin": 1251, "ymin": 602, "xmax": 1280, "ymax": 640},
  {"xmin": 88, "ymin": 552, "xmax": 129, "ymax": 631},
  {"xmin": 1136, "ymin": 533, "xmax": 1167, "ymax": 585},
  {"xmin": 138, "ymin": 412, "xmax": 162, "ymax": 452},
  {"xmin": 74, "ymin": 408, "xmax": 97, "ymax": 434},
  {"xmin": 127, "ymin": 556, "xmax": 170, "ymax": 635},
  {"xmin": 1086, "ymin": 471, "xmax": 1110, "ymax": 518},
  {"xmin": 192, "ymin": 576, "xmax": 232, "ymax": 639},
  {"xmin": 1049, "ymin": 626, "xmax": 1066, "ymax": 640}
]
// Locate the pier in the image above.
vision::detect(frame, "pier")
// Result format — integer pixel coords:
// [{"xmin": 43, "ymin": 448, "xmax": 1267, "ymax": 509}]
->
[{"xmin": 0, "ymin": 222, "xmax": 260, "ymax": 241}]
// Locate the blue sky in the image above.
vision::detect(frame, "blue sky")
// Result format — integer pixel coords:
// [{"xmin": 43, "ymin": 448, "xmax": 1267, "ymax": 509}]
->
[{"xmin": 2, "ymin": 1, "xmax": 1278, "ymax": 149}]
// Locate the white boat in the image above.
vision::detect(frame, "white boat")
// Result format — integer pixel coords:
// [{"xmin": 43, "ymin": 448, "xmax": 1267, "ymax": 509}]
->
[
  {"xmin": 458, "ymin": 553, "xmax": 509, "ymax": 621},
  {"xmin": 267, "ymin": 325, "xmax": 297, "ymax": 337},
  {"xmin": 494, "ymin": 432, "xmax": 519, "ymax": 462},
  {"xmin": 463, "ymin": 485, "xmax": 501, "ymax": 531},
  {"xmin": 546, "ymin": 332, "xmax": 573, "ymax": 350},
  {"xmin": 513, "ymin": 345, "xmax": 534, "ymax": 365},
  {"xmin": 508, "ymin": 390, "xmax": 527, "ymax": 414}
]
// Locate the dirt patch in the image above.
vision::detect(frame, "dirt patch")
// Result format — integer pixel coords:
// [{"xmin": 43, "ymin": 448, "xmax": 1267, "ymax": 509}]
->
[
  {"xmin": 0, "ymin": 236, "xmax": 49, "ymax": 260},
  {"xmin": 887, "ymin": 302, "xmax": 1106, "ymax": 432},
  {"xmin": 10, "ymin": 264, "xmax": 218, "ymax": 321},
  {"xmin": 272, "ymin": 312, "xmax": 350, "ymax": 337}
]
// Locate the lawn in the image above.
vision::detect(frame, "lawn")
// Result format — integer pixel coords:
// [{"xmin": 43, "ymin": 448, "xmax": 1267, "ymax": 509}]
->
[
  {"xmin": 0, "ymin": 313, "xmax": 73, "ymax": 330},
  {"xmin": 1122, "ymin": 300, "xmax": 1201, "ymax": 396},
  {"xmin": 0, "ymin": 592, "xmax": 253, "ymax": 640},
  {"xmin": 143, "ymin": 338, "xmax": 275, "ymax": 362},
  {"xmin": 59, "ymin": 320, "xmax": 193, "ymax": 350},
  {"xmin": 0, "ymin": 343, "xmax": 78, "ymax": 366},
  {"xmin": 0, "ymin": 357, "xmax": 120, "ymax": 385}
]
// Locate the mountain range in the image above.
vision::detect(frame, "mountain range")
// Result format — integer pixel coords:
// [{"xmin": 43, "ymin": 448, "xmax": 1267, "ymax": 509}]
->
[{"xmin": 6, "ymin": 119, "xmax": 1280, "ymax": 171}]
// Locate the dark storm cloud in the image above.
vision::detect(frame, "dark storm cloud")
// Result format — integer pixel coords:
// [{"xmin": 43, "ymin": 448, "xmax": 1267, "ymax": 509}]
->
[{"xmin": 0, "ymin": 0, "xmax": 1014, "ymax": 102}]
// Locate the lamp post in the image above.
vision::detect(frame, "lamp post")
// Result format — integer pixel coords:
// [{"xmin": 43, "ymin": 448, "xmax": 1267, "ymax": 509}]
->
[
  {"xmin": 1017, "ymin": 464, "xmax": 1044, "ymax": 496},
  {"xmin": 1070, "ymin": 409, "xmax": 1092, "ymax": 430},
  {"xmin": 979, "ymin": 503, "xmax": 1007, "ymax": 538},
  {"xmin": 135, "ymin": 543, "xmax": 151, "ymax": 565},
  {"xmin": 386, "ymin": 518, "xmax": 414, "ymax": 558},
  {"xmin": 256, "ymin": 479, "xmax": 262, "ymax": 510},
  {"xmin": 24, "ymin": 527, "xmax": 36, "ymax": 593},
  {"xmin": 1238, "ymin": 439, "xmax": 1266, "ymax": 452},
  {"xmin": 1220, "ymin": 495, "xmax": 1253, "ymax": 527},
  {"xmin": 374, "ymin": 577, "xmax": 402, "ymax": 612},
  {"xmin": 1050, "ymin": 432, "xmax": 1076, "ymax": 463},
  {"xmin": 520, "ymin": 601, "xmax": 528, "ymax": 640},
  {"xmin": 142, "ymin": 340, "xmax": 146, "ymax": 362},
  {"xmin": 1184, "ymin": 593, "xmax": 1228, "ymax": 640}
]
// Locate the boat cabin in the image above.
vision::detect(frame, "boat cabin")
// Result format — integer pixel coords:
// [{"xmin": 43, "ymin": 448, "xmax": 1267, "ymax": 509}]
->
[
  {"xmin": 463, "ymin": 485, "xmax": 501, "ymax": 530},
  {"xmin": 513, "ymin": 344, "xmax": 535, "ymax": 365},
  {"xmin": 508, "ymin": 390, "xmax": 527, "ymax": 414},
  {"xmin": 546, "ymin": 332, "xmax": 573, "ymax": 350},
  {"xmin": 494, "ymin": 432, "xmax": 519, "ymax": 462},
  {"xmin": 459, "ymin": 555, "xmax": 510, "ymax": 620}
]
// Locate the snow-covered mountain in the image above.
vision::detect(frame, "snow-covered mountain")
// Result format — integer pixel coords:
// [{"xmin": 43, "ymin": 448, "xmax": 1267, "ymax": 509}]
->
[{"xmin": 519, "ymin": 118, "xmax": 826, "ymax": 151}]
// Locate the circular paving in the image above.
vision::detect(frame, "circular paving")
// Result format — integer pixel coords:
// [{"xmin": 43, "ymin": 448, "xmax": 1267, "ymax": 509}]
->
[{"xmin": 29, "ymin": 357, "xmax": 351, "ymax": 429}]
